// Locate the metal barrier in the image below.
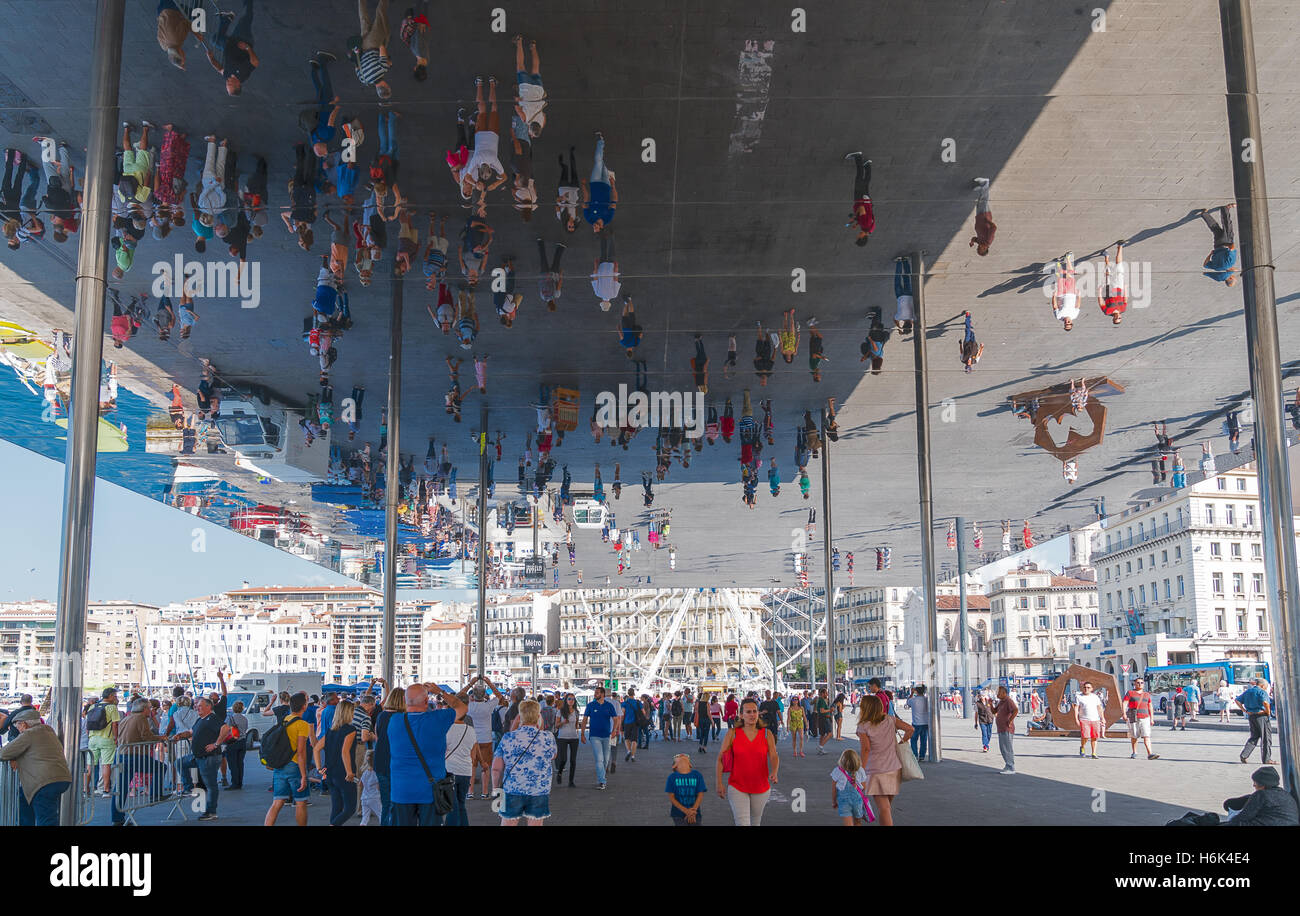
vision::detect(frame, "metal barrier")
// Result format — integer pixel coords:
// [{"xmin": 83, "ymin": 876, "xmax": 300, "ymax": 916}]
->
[
  {"xmin": 1, "ymin": 746, "xmax": 94, "ymax": 826},
  {"xmin": 110, "ymin": 739, "xmax": 189, "ymax": 825}
]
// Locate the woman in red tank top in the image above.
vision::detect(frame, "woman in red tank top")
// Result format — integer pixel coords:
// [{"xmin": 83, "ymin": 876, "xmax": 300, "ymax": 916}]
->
[{"xmin": 715, "ymin": 698, "xmax": 779, "ymax": 826}]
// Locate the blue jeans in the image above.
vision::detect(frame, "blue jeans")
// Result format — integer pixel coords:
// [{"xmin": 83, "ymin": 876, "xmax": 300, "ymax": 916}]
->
[
  {"xmin": 181, "ymin": 754, "xmax": 220, "ymax": 815},
  {"xmin": 911, "ymin": 724, "xmax": 929, "ymax": 760},
  {"xmin": 18, "ymin": 780, "xmax": 68, "ymax": 826},
  {"xmin": 213, "ymin": 0, "xmax": 255, "ymax": 52},
  {"xmin": 590, "ymin": 138, "xmax": 609, "ymax": 184},
  {"xmin": 637, "ymin": 726, "xmax": 650, "ymax": 748},
  {"xmin": 443, "ymin": 774, "xmax": 471, "ymax": 826},
  {"xmin": 377, "ymin": 110, "xmax": 398, "ymax": 160},
  {"xmin": 376, "ymin": 771, "xmax": 392, "ymax": 826},
  {"xmin": 392, "ymin": 800, "xmax": 442, "ymax": 826},
  {"xmin": 895, "ymin": 257, "xmax": 913, "ymax": 298},
  {"xmin": 963, "ymin": 312, "xmax": 975, "ymax": 344},
  {"xmin": 589, "ymin": 735, "xmax": 610, "ymax": 784},
  {"xmin": 978, "ymin": 722, "xmax": 993, "ymax": 749}
]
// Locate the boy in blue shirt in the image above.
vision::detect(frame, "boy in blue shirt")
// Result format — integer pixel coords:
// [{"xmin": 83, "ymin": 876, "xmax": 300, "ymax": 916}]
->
[
  {"xmin": 666, "ymin": 753, "xmax": 705, "ymax": 825},
  {"xmin": 1200, "ymin": 205, "xmax": 1240, "ymax": 285}
]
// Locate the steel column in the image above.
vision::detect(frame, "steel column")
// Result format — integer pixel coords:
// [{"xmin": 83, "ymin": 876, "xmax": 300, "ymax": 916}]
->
[
  {"xmin": 380, "ymin": 267, "xmax": 403, "ymax": 687},
  {"xmin": 821, "ymin": 408, "xmax": 836, "ymax": 699},
  {"xmin": 912, "ymin": 251, "xmax": 942, "ymax": 762},
  {"xmin": 956, "ymin": 517, "xmax": 971, "ymax": 719},
  {"xmin": 52, "ymin": 0, "xmax": 125, "ymax": 827},
  {"xmin": 477, "ymin": 405, "xmax": 488, "ymax": 685}
]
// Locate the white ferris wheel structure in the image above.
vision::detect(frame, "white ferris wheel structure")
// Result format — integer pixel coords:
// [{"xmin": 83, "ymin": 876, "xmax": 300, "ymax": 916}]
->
[{"xmin": 579, "ymin": 587, "xmax": 827, "ymax": 697}]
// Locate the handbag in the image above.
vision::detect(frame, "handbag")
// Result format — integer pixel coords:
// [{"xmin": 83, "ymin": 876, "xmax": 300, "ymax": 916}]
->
[
  {"xmin": 403, "ymin": 713, "xmax": 457, "ymax": 816},
  {"xmin": 896, "ymin": 722, "xmax": 924, "ymax": 782}
]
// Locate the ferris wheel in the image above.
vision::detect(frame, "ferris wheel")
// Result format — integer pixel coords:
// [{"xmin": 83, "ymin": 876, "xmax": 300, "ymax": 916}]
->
[{"xmin": 579, "ymin": 587, "xmax": 826, "ymax": 697}]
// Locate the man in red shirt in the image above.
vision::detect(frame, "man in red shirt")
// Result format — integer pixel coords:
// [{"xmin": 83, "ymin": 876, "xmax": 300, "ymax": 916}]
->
[
  {"xmin": 969, "ymin": 177, "xmax": 995, "ymax": 255},
  {"xmin": 1122, "ymin": 676, "xmax": 1160, "ymax": 760},
  {"xmin": 1098, "ymin": 240, "xmax": 1129, "ymax": 325},
  {"xmin": 843, "ymin": 152, "xmax": 874, "ymax": 246}
]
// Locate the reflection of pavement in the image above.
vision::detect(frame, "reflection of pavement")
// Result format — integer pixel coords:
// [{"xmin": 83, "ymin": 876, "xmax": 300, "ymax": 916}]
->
[{"xmin": 91, "ymin": 708, "xmax": 1257, "ymax": 826}]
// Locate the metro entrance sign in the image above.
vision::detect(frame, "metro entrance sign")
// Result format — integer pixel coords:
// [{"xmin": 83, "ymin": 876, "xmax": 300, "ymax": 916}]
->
[{"xmin": 604, "ymin": 679, "xmax": 619, "ymax": 692}]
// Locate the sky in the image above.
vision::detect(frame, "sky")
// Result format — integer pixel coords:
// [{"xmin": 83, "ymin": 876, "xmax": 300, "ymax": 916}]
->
[{"xmin": 0, "ymin": 439, "xmax": 363, "ymax": 605}]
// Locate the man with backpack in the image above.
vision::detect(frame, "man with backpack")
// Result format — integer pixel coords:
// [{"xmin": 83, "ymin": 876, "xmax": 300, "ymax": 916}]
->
[
  {"xmin": 621, "ymin": 687, "xmax": 642, "ymax": 763},
  {"xmin": 263, "ymin": 691, "xmax": 314, "ymax": 826},
  {"xmin": 86, "ymin": 687, "xmax": 120, "ymax": 797}
]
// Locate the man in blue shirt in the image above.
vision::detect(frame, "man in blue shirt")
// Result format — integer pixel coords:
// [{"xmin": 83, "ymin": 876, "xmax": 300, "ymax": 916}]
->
[
  {"xmin": 1234, "ymin": 678, "xmax": 1275, "ymax": 765},
  {"xmin": 1200, "ymin": 205, "xmax": 1240, "ymax": 285},
  {"xmin": 620, "ymin": 688, "xmax": 642, "ymax": 763},
  {"xmin": 386, "ymin": 682, "xmax": 466, "ymax": 825},
  {"xmin": 581, "ymin": 686, "xmax": 617, "ymax": 789},
  {"xmin": 1184, "ymin": 681, "xmax": 1201, "ymax": 722}
]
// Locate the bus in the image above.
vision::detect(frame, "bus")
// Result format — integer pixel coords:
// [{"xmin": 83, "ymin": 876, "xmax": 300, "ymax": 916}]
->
[{"xmin": 1143, "ymin": 660, "xmax": 1271, "ymax": 714}]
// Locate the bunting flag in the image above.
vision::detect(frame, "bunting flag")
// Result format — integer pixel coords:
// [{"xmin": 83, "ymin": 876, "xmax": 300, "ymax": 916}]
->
[
  {"xmin": 946, "ymin": 521, "xmax": 956, "ymax": 550},
  {"xmin": 883, "ymin": 546, "xmax": 891, "ymax": 570},
  {"xmin": 973, "ymin": 524, "xmax": 983, "ymax": 550},
  {"xmin": 1023, "ymin": 520, "xmax": 1035, "ymax": 549},
  {"xmin": 846, "ymin": 552, "xmax": 855, "ymax": 586},
  {"xmin": 831, "ymin": 547, "xmax": 841, "ymax": 572},
  {"xmin": 1001, "ymin": 520, "xmax": 1012, "ymax": 554},
  {"xmin": 798, "ymin": 562, "xmax": 809, "ymax": 588},
  {"xmin": 876, "ymin": 547, "xmax": 884, "ymax": 571}
]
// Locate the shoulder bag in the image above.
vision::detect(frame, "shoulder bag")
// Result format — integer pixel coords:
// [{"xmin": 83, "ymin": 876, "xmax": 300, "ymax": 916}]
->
[
  {"xmin": 894, "ymin": 718, "xmax": 924, "ymax": 782},
  {"xmin": 403, "ymin": 713, "xmax": 457, "ymax": 816}
]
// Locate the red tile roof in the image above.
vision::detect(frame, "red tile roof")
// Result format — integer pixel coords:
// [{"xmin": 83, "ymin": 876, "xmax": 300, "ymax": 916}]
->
[{"xmin": 936, "ymin": 595, "xmax": 991, "ymax": 610}]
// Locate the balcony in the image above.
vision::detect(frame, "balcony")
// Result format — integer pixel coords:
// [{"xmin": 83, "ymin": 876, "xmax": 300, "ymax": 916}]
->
[{"xmin": 1092, "ymin": 517, "xmax": 1191, "ymax": 560}]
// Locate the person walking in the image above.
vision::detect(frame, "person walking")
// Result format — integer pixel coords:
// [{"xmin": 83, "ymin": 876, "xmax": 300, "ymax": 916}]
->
[
  {"xmin": 0, "ymin": 708, "xmax": 72, "ymax": 826},
  {"xmin": 312, "ymin": 698, "xmax": 358, "ymax": 826},
  {"xmin": 537, "ymin": 236, "xmax": 565, "ymax": 311},
  {"xmin": 223, "ymin": 700, "xmax": 249, "ymax": 789},
  {"xmin": 708, "ymin": 695, "xmax": 723, "ymax": 741},
  {"xmin": 580, "ymin": 686, "xmax": 617, "ymax": 789},
  {"xmin": 860, "ymin": 308, "xmax": 890, "ymax": 374},
  {"xmin": 1098, "ymin": 241, "xmax": 1129, "ymax": 324},
  {"xmin": 905, "ymin": 684, "xmax": 930, "ymax": 761},
  {"xmin": 843, "ymin": 151, "xmax": 873, "ymax": 246},
  {"xmin": 994, "ymin": 685, "xmax": 1018, "ymax": 774},
  {"xmin": 1200, "ymin": 204, "xmax": 1239, "ymax": 285},
  {"xmin": 893, "ymin": 257, "xmax": 916, "ymax": 334},
  {"xmin": 1122, "ymin": 676, "xmax": 1160, "ymax": 760},
  {"xmin": 787, "ymin": 698, "xmax": 805, "ymax": 756},
  {"xmin": 620, "ymin": 687, "xmax": 641, "ymax": 763},
  {"xmin": 155, "ymin": 0, "xmax": 193, "ymax": 69},
  {"xmin": 398, "ymin": 1, "xmax": 430, "ymax": 80},
  {"xmin": 554, "ymin": 693, "xmax": 581, "ymax": 787},
  {"xmin": 463, "ymin": 77, "xmax": 506, "ymax": 206},
  {"xmin": 1235, "ymin": 677, "xmax": 1276, "ymax": 765},
  {"xmin": 591, "ymin": 232, "xmax": 621, "ymax": 311},
  {"xmin": 969, "ymin": 177, "xmax": 995, "ymax": 255},
  {"xmin": 264, "ymin": 692, "xmax": 315, "ymax": 826},
  {"xmin": 1049, "ymin": 252, "xmax": 1079, "ymax": 331},
  {"xmin": 582, "ymin": 131, "xmax": 617, "ymax": 233},
  {"xmin": 1216, "ymin": 680, "xmax": 1233, "ymax": 724},
  {"xmin": 351, "ymin": 0, "xmax": 393, "ymax": 99},
  {"xmin": 198, "ymin": 0, "xmax": 258, "ymax": 96},
  {"xmin": 1171, "ymin": 686, "xmax": 1190, "ymax": 731},
  {"xmin": 960, "ymin": 310, "xmax": 984, "ymax": 372},
  {"xmin": 512, "ymin": 35, "xmax": 547, "ymax": 139},
  {"xmin": 694, "ymin": 693, "xmax": 712, "ymax": 753},
  {"xmin": 814, "ymin": 687, "xmax": 834, "ymax": 755},
  {"xmin": 855, "ymin": 694, "xmax": 913, "ymax": 826},
  {"xmin": 493, "ymin": 699, "xmax": 557, "ymax": 825},
  {"xmin": 715, "ymin": 697, "xmax": 779, "ymax": 826},
  {"xmin": 85, "ymin": 686, "xmax": 120, "ymax": 797},
  {"xmin": 1075, "ymin": 681, "xmax": 1106, "ymax": 758}
]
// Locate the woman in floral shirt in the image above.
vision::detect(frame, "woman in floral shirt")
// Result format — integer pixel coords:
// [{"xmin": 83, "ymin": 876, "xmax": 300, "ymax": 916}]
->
[{"xmin": 492, "ymin": 700, "xmax": 558, "ymax": 825}]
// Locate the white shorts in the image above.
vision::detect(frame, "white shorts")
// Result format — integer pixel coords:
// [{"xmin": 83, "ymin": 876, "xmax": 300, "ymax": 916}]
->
[{"xmin": 1127, "ymin": 718, "xmax": 1152, "ymax": 739}]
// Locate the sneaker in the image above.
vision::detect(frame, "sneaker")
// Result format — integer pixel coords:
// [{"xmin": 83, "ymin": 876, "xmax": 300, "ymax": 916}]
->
[
  {"xmin": 843, "ymin": 151, "xmax": 863, "ymax": 160},
  {"xmin": 1130, "ymin": 752, "xmax": 1137, "ymax": 759},
  {"xmin": 817, "ymin": 748, "xmax": 826, "ymax": 756},
  {"xmin": 597, "ymin": 783, "xmax": 606, "ymax": 790},
  {"xmin": 624, "ymin": 752, "xmax": 630, "ymax": 762},
  {"xmin": 198, "ymin": 812, "xmax": 218, "ymax": 821},
  {"xmin": 998, "ymin": 768, "xmax": 1015, "ymax": 775},
  {"xmin": 1078, "ymin": 748, "xmax": 1086, "ymax": 757},
  {"xmin": 1090, "ymin": 753, "xmax": 1099, "ymax": 759},
  {"xmin": 807, "ymin": 316, "xmax": 818, "ymax": 327},
  {"xmin": 1239, "ymin": 757, "xmax": 1249, "ymax": 764},
  {"xmin": 1147, "ymin": 754, "xmax": 1160, "ymax": 760}
]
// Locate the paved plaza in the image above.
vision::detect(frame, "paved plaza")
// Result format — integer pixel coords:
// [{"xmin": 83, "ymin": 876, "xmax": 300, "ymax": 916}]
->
[{"xmin": 88, "ymin": 710, "xmax": 1273, "ymax": 827}]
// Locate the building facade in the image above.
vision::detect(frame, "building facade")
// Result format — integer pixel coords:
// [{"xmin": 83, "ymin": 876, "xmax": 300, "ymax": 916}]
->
[{"xmin": 987, "ymin": 564, "xmax": 1100, "ymax": 677}]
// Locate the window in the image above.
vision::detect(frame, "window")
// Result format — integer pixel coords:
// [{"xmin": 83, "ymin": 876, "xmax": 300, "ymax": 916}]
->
[
  {"xmin": 1225, "ymin": 505, "xmax": 1236, "ymax": 525},
  {"xmin": 1216, "ymin": 478, "xmax": 1227, "ymax": 491},
  {"xmin": 1215, "ymin": 610, "xmax": 1225, "ymax": 633},
  {"xmin": 1018, "ymin": 597, "xmax": 1029, "ymax": 609},
  {"xmin": 1237, "ymin": 478, "xmax": 1247, "ymax": 491},
  {"xmin": 1212, "ymin": 573, "xmax": 1224, "ymax": 595},
  {"xmin": 1236, "ymin": 610, "xmax": 1247, "ymax": 634},
  {"xmin": 1037, "ymin": 615, "xmax": 1049, "ymax": 630},
  {"xmin": 1035, "ymin": 596, "xmax": 1047, "ymax": 609},
  {"xmin": 1209, "ymin": 542, "xmax": 1221, "ymax": 557},
  {"xmin": 1137, "ymin": 557, "xmax": 1144, "ymax": 570},
  {"xmin": 1057, "ymin": 615, "xmax": 1067, "ymax": 630},
  {"xmin": 1107, "ymin": 593, "xmax": 1113, "ymax": 611},
  {"xmin": 1126, "ymin": 561, "xmax": 1132, "ymax": 574},
  {"xmin": 1258, "ymin": 614, "xmax": 1268, "ymax": 634},
  {"xmin": 1246, "ymin": 505, "xmax": 1255, "ymax": 526},
  {"xmin": 1253, "ymin": 573, "xmax": 1264, "ymax": 595},
  {"xmin": 1175, "ymin": 546, "xmax": 1182, "ymax": 560},
  {"xmin": 1230, "ymin": 542, "xmax": 1242, "ymax": 559},
  {"xmin": 1163, "ymin": 579, "xmax": 1171, "ymax": 599},
  {"xmin": 1018, "ymin": 578, "xmax": 1028, "ymax": 588},
  {"xmin": 1149, "ymin": 553, "xmax": 1155, "ymax": 568},
  {"xmin": 1205, "ymin": 505, "xmax": 1215, "ymax": 525},
  {"xmin": 1021, "ymin": 639, "xmax": 1030, "ymax": 655},
  {"xmin": 1073, "ymin": 614, "xmax": 1083, "ymax": 629},
  {"xmin": 1020, "ymin": 615, "xmax": 1030, "ymax": 632},
  {"xmin": 1161, "ymin": 549, "xmax": 1168, "ymax": 564},
  {"xmin": 1251, "ymin": 543, "xmax": 1262, "ymax": 558},
  {"xmin": 1089, "ymin": 614, "xmax": 1098, "ymax": 628},
  {"xmin": 1232, "ymin": 572, "xmax": 1244, "ymax": 595},
  {"xmin": 1139, "ymin": 585, "xmax": 1147, "ymax": 604},
  {"xmin": 1128, "ymin": 588, "xmax": 1135, "ymax": 606}
]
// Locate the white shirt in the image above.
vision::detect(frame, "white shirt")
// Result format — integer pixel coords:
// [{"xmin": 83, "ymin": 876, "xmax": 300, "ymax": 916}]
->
[
  {"xmin": 465, "ymin": 699, "xmax": 496, "ymax": 743},
  {"xmin": 518, "ymin": 82, "xmax": 547, "ymax": 127},
  {"xmin": 1054, "ymin": 293, "xmax": 1079, "ymax": 322},
  {"xmin": 895, "ymin": 294, "xmax": 915, "ymax": 322},
  {"xmin": 591, "ymin": 262, "xmax": 621, "ymax": 301},
  {"xmin": 1076, "ymin": 693, "xmax": 1105, "ymax": 722},
  {"xmin": 830, "ymin": 766, "xmax": 868, "ymax": 793},
  {"xmin": 444, "ymin": 721, "xmax": 475, "ymax": 776}
]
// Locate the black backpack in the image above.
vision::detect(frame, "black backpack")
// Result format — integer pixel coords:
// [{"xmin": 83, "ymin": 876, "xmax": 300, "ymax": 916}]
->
[
  {"xmin": 85, "ymin": 702, "xmax": 109, "ymax": 732},
  {"xmin": 259, "ymin": 716, "xmax": 297, "ymax": 770},
  {"xmin": 671, "ymin": 699, "xmax": 683, "ymax": 717}
]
